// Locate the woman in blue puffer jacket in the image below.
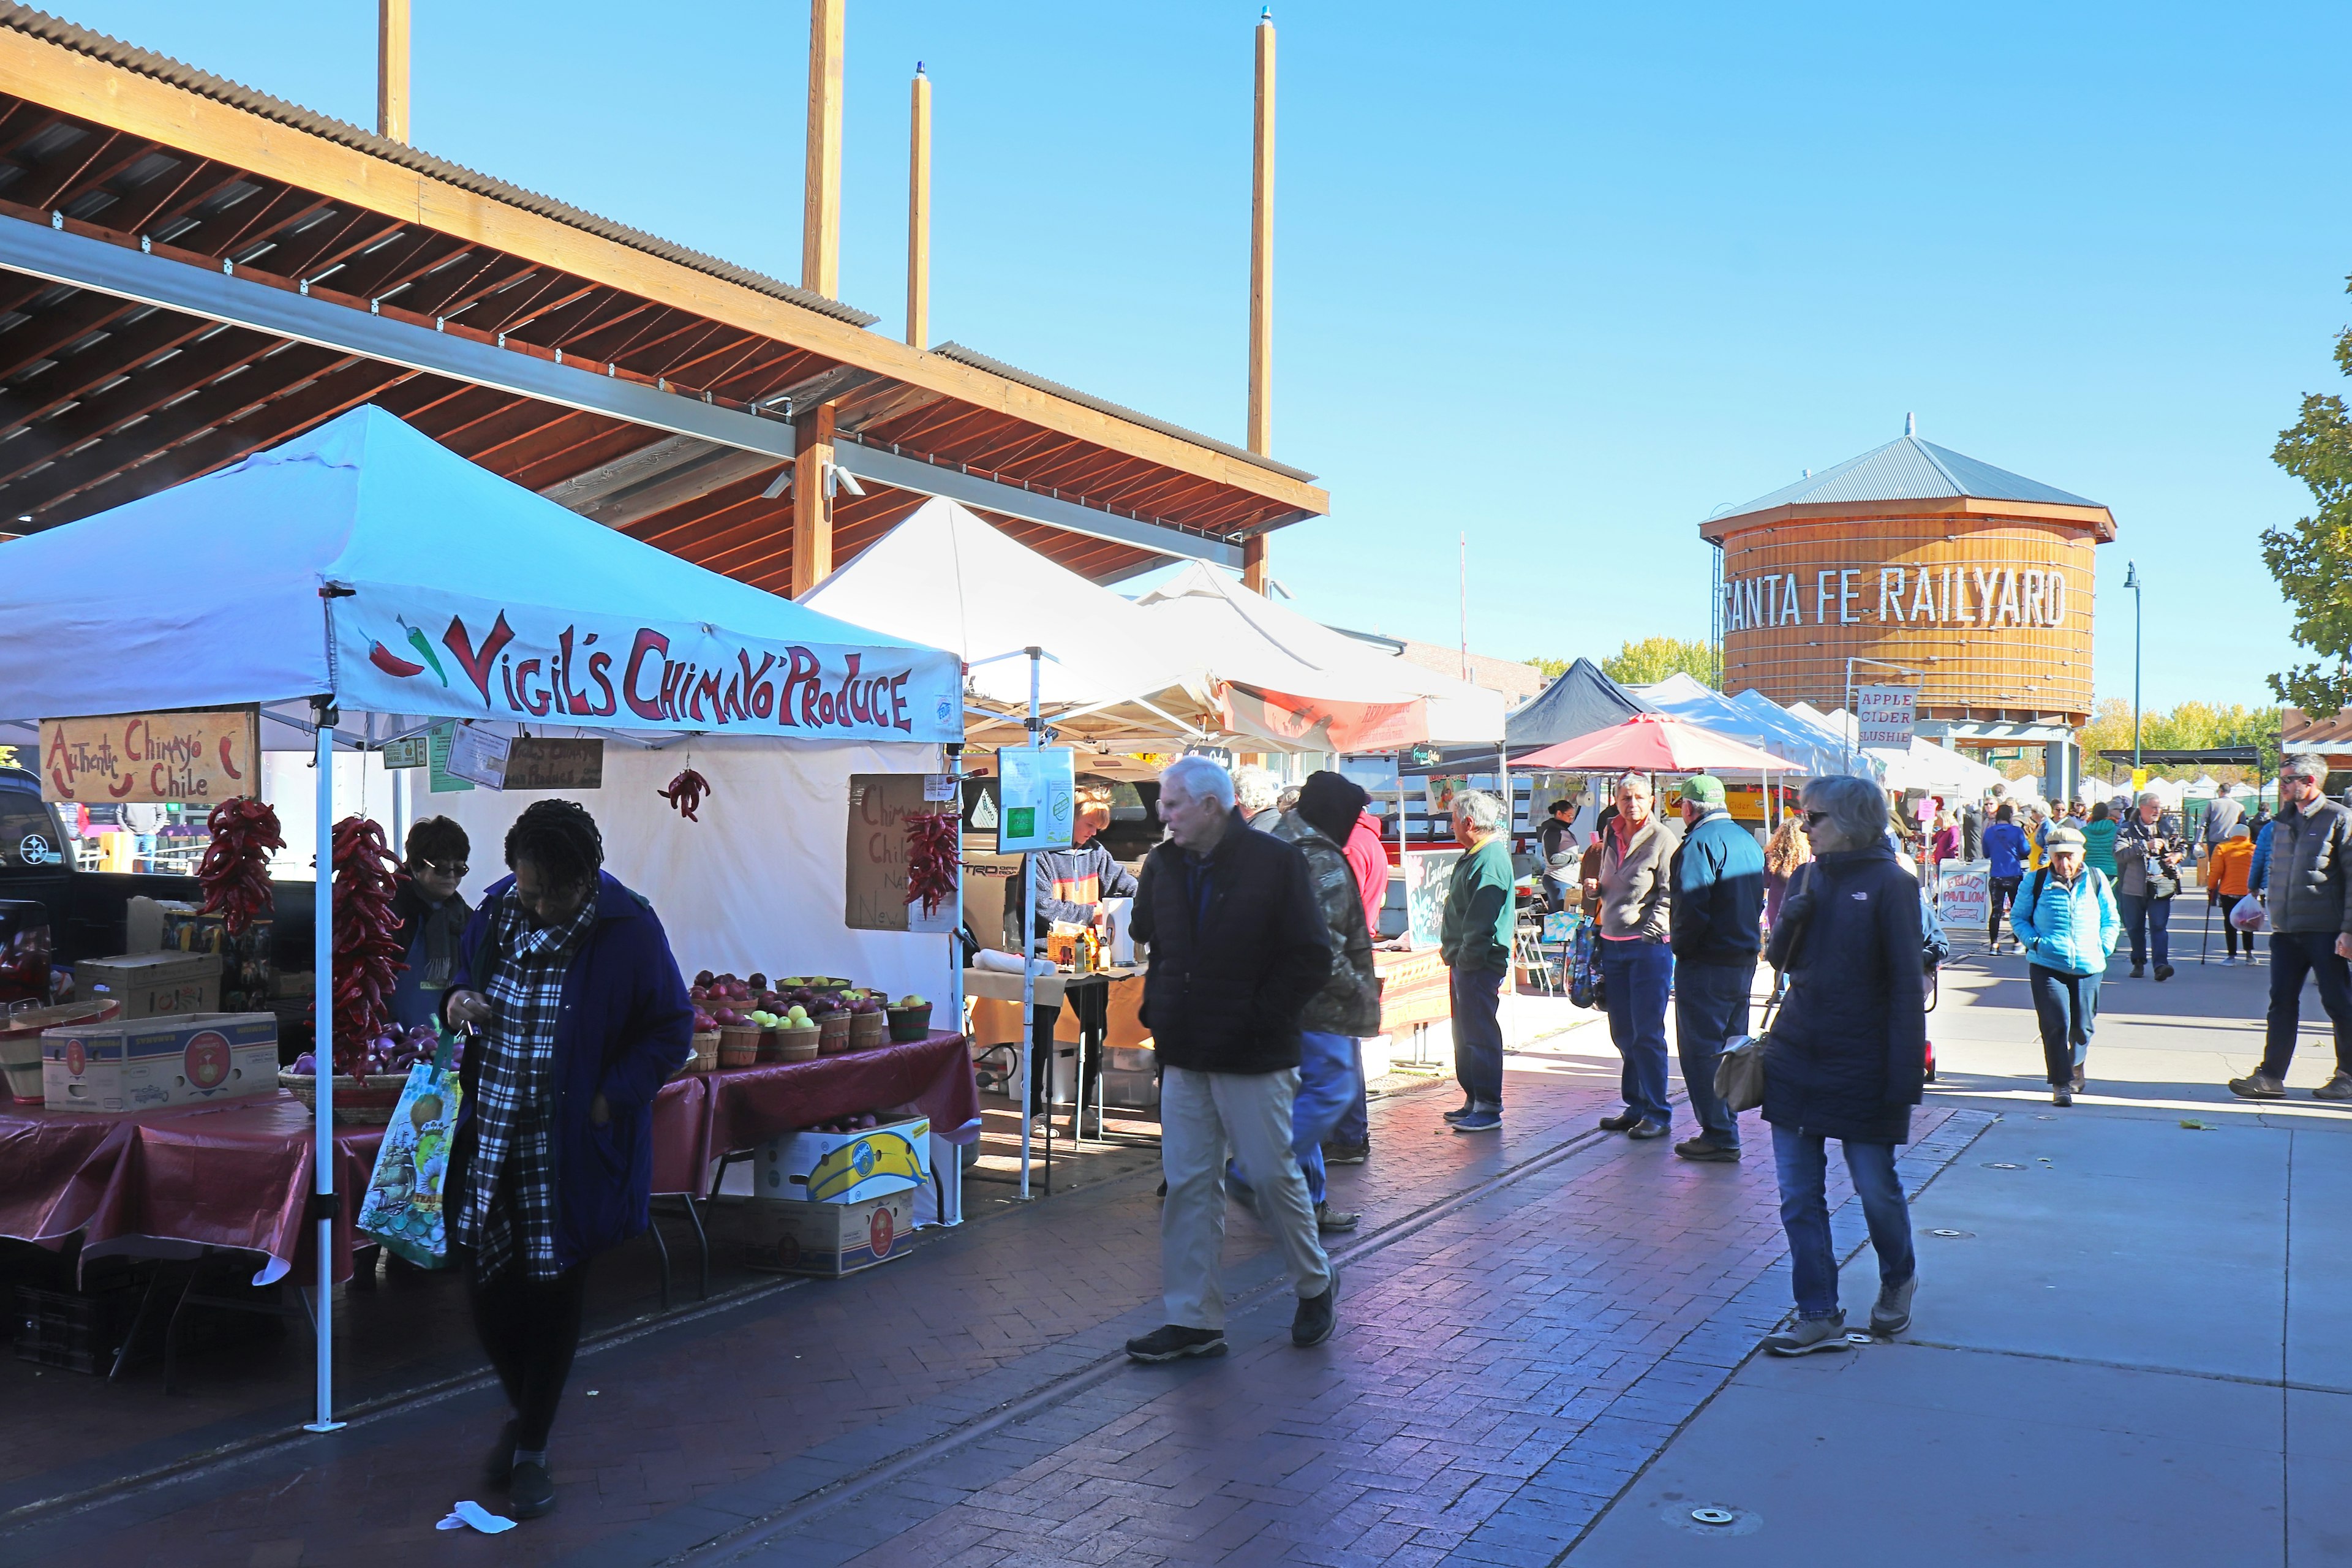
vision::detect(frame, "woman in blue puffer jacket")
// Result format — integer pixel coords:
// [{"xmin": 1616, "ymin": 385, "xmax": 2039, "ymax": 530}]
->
[{"xmin": 2008, "ymin": 825, "xmax": 2121, "ymax": 1107}]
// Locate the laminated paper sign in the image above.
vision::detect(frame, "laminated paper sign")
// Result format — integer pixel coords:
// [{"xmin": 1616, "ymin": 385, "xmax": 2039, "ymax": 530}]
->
[
  {"xmin": 1856, "ymin": 685, "xmax": 1920, "ymax": 749},
  {"xmin": 443, "ymin": 725, "xmax": 510, "ymax": 790},
  {"xmin": 997, "ymin": 748, "xmax": 1075, "ymax": 852},
  {"xmin": 41, "ymin": 709, "xmax": 259, "ymax": 805}
]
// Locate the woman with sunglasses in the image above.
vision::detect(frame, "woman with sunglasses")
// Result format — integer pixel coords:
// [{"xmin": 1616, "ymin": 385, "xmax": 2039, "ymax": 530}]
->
[{"xmin": 390, "ymin": 816, "xmax": 475, "ymax": 1032}]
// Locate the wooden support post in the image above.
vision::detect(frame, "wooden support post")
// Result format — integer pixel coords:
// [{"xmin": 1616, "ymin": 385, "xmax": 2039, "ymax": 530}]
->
[
  {"xmin": 377, "ymin": 0, "xmax": 410, "ymax": 144},
  {"xmin": 907, "ymin": 64, "xmax": 931, "ymax": 350},
  {"xmin": 803, "ymin": 0, "xmax": 846, "ymax": 299},
  {"xmin": 1242, "ymin": 9, "xmax": 1275, "ymax": 595},
  {"xmin": 790, "ymin": 404, "xmax": 836, "ymax": 597}
]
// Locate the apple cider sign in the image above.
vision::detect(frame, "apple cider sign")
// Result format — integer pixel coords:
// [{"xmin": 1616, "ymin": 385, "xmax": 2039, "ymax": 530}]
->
[{"xmin": 41, "ymin": 708, "xmax": 260, "ymax": 804}]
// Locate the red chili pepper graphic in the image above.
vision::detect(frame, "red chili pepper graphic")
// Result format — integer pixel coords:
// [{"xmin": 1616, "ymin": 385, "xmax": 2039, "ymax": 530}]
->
[
  {"xmin": 369, "ymin": 641, "xmax": 427, "ymax": 678},
  {"xmin": 217, "ymin": 734, "xmax": 243, "ymax": 780}
]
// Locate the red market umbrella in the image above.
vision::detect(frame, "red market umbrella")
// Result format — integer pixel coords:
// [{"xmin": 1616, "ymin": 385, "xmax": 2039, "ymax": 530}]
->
[{"xmin": 1515, "ymin": 711, "xmax": 1795, "ymax": 774}]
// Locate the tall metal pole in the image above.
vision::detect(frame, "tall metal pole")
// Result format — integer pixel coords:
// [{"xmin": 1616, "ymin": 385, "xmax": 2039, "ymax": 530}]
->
[
  {"xmin": 2125, "ymin": 561, "xmax": 2143, "ymax": 777},
  {"xmin": 1017, "ymin": 647, "xmax": 1041, "ymax": 1201},
  {"xmin": 1241, "ymin": 7, "xmax": 1275, "ymax": 594},
  {"xmin": 304, "ymin": 703, "xmax": 343, "ymax": 1434}
]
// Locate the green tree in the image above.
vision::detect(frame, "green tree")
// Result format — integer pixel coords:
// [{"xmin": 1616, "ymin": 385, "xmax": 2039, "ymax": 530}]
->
[
  {"xmin": 1529, "ymin": 656, "xmax": 1572, "ymax": 682},
  {"xmin": 1599, "ymin": 636, "xmax": 1720, "ymax": 688},
  {"xmin": 2078, "ymin": 698, "xmax": 2280, "ymax": 783},
  {"xmin": 2264, "ymin": 272, "xmax": 2352, "ymax": 715}
]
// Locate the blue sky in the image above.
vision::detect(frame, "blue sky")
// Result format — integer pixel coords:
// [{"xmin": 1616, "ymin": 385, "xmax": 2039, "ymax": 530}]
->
[{"xmin": 55, "ymin": 1, "xmax": 2352, "ymax": 710}]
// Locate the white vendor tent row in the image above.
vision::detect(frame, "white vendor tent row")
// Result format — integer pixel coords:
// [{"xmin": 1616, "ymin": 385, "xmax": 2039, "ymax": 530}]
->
[
  {"xmin": 1132, "ymin": 563, "xmax": 1506, "ymax": 749},
  {"xmin": 1814, "ymin": 707, "xmax": 2008, "ymax": 797},
  {"xmin": 0, "ymin": 404, "xmax": 965, "ymax": 1429}
]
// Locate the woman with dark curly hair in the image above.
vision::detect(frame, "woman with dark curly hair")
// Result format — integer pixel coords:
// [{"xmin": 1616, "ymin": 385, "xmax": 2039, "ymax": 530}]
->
[{"xmin": 440, "ymin": 800, "xmax": 690, "ymax": 1520}]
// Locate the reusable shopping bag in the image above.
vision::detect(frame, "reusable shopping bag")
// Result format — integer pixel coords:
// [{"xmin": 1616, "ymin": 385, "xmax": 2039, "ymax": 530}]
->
[{"xmin": 355, "ymin": 1035, "xmax": 464, "ymax": 1268}]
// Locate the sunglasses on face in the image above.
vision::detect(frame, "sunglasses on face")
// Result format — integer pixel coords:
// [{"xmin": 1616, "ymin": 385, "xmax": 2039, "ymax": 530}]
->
[
  {"xmin": 1801, "ymin": 810, "xmax": 1830, "ymax": 826},
  {"xmin": 414, "ymin": 858, "xmax": 468, "ymax": 878}
]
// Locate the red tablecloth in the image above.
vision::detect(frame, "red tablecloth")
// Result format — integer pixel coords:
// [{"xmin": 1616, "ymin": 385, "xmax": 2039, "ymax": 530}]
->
[
  {"xmin": 699, "ymin": 1030, "xmax": 979, "ymax": 1161},
  {"xmin": 0, "ymin": 1073, "xmax": 712, "ymax": 1285}
]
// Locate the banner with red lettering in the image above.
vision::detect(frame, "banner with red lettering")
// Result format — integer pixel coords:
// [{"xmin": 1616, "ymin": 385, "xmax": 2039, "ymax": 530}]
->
[{"xmin": 330, "ymin": 584, "xmax": 962, "ymax": 744}]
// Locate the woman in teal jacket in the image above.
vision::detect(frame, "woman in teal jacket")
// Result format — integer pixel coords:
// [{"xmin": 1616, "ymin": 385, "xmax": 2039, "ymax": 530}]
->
[{"xmin": 2009, "ymin": 826, "xmax": 2122, "ymax": 1106}]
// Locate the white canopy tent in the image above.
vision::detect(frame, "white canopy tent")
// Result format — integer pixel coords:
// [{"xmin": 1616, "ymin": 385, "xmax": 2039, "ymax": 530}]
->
[
  {"xmin": 1631, "ymin": 676, "xmax": 1847, "ymax": 778},
  {"xmin": 0, "ymin": 407, "xmax": 962, "ymax": 1430},
  {"xmin": 1132, "ymin": 562, "xmax": 1506, "ymax": 750},
  {"xmin": 802, "ymin": 497, "xmax": 1223, "ymax": 771}
]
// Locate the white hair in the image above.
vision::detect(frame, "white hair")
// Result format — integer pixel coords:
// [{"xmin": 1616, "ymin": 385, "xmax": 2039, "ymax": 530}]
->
[
  {"xmin": 2137, "ymin": 790, "xmax": 2162, "ymax": 807},
  {"xmin": 1231, "ymin": 763, "xmax": 1279, "ymax": 815},
  {"xmin": 1452, "ymin": 788, "xmax": 1505, "ymax": 832},
  {"xmin": 2283, "ymin": 755, "xmax": 2328, "ymax": 782},
  {"xmin": 1161, "ymin": 754, "xmax": 1237, "ymax": 810},
  {"xmin": 1613, "ymin": 772, "xmax": 1652, "ymax": 798}
]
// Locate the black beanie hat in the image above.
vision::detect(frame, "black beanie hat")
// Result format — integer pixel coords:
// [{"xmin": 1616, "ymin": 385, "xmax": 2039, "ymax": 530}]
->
[{"xmin": 1297, "ymin": 769, "xmax": 1370, "ymax": 846}]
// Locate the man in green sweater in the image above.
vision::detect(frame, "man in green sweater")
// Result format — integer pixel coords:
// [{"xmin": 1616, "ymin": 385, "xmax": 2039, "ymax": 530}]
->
[{"xmin": 1441, "ymin": 789, "xmax": 1517, "ymax": 1133}]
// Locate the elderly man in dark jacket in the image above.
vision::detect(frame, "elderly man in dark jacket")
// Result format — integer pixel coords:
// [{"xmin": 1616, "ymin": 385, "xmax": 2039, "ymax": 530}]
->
[
  {"xmin": 1668, "ymin": 776, "xmax": 1765, "ymax": 1162},
  {"xmin": 2230, "ymin": 756, "xmax": 2352, "ymax": 1102},
  {"xmin": 443, "ymin": 800, "xmax": 691, "ymax": 1518},
  {"xmin": 1125, "ymin": 756, "xmax": 1338, "ymax": 1364},
  {"xmin": 1758, "ymin": 775, "xmax": 1925, "ymax": 1357}
]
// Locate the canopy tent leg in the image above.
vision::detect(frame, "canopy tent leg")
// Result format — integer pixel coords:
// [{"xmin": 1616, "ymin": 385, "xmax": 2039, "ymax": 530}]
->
[
  {"xmin": 304, "ymin": 702, "xmax": 344, "ymax": 1434},
  {"xmin": 1017, "ymin": 647, "xmax": 1041, "ymax": 1202},
  {"xmin": 945, "ymin": 740, "xmax": 967, "ymax": 1225}
]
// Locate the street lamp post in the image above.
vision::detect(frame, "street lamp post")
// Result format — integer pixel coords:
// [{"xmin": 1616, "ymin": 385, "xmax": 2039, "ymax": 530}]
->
[{"xmin": 2124, "ymin": 562, "xmax": 2143, "ymax": 780}]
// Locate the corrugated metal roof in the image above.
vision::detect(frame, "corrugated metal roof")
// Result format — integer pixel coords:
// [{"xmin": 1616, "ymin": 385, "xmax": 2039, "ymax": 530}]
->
[
  {"xmin": 1722, "ymin": 434, "xmax": 2101, "ymax": 518},
  {"xmin": 931, "ymin": 342, "xmax": 1318, "ymax": 486},
  {"xmin": 0, "ymin": 3, "xmax": 878, "ymax": 327}
]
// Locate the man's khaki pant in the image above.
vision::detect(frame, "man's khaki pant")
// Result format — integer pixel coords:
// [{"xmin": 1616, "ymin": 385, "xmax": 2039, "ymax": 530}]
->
[{"xmin": 1160, "ymin": 1065, "xmax": 1332, "ymax": 1329}]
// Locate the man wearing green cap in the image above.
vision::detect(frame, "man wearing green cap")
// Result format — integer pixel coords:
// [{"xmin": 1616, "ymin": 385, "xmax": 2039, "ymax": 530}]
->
[{"xmin": 1669, "ymin": 775, "xmax": 1766, "ymax": 1160}]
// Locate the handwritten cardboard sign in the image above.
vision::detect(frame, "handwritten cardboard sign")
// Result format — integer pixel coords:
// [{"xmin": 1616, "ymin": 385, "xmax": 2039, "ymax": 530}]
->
[
  {"xmin": 41, "ymin": 709, "xmax": 259, "ymax": 804},
  {"xmin": 846, "ymin": 774, "xmax": 958, "ymax": 934},
  {"xmin": 501, "ymin": 739, "xmax": 605, "ymax": 791}
]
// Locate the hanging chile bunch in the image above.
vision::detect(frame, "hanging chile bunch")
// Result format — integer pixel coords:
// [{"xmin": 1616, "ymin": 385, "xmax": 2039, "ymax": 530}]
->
[
  {"xmin": 195, "ymin": 797, "xmax": 284, "ymax": 936},
  {"xmin": 325, "ymin": 815, "xmax": 406, "ymax": 1076},
  {"xmin": 905, "ymin": 810, "xmax": 959, "ymax": 918},
  {"xmin": 658, "ymin": 767, "xmax": 712, "ymax": 822}
]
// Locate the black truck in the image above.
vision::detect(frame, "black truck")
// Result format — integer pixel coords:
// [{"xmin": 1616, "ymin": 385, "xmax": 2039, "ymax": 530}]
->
[{"xmin": 0, "ymin": 763, "xmax": 315, "ymax": 987}]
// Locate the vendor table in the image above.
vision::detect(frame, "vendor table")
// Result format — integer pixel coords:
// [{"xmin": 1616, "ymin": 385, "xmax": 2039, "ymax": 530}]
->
[
  {"xmin": 963, "ymin": 968, "xmax": 1146, "ymax": 1193},
  {"xmin": 697, "ymin": 1030, "xmax": 979, "ymax": 1175}
]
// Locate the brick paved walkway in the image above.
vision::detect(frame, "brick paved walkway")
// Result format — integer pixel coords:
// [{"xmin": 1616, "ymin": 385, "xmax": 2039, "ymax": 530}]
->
[{"xmin": 0, "ymin": 1055, "xmax": 1988, "ymax": 1567}]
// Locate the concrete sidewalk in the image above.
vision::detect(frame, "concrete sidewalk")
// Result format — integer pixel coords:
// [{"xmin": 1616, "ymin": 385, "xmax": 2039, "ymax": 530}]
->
[{"xmin": 1563, "ymin": 900, "xmax": 2352, "ymax": 1567}]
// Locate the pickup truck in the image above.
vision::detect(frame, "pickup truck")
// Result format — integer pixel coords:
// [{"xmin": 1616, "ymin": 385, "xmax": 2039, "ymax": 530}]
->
[{"xmin": 0, "ymin": 764, "xmax": 316, "ymax": 976}]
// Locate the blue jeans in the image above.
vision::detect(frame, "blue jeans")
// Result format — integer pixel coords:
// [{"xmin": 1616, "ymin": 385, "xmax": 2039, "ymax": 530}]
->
[
  {"xmin": 1601, "ymin": 940, "xmax": 1673, "ymax": 1125},
  {"xmin": 2117, "ymin": 892, "xmax": 2172, "ymax": 968},
  {"xmin": 1674, "ymin": 959, "xmax": 1755, "ymax": 1147},
  {"xmin": 1450, "ymin": 965, "xmax": 1506, "ymax": 1110},
  {"xmin": 2026, "ymin": 964, "xmax": 2100, "ymax": 1085},
  {"xmin": 1291, "ymin": 1030, "xmax": 1360, "ymax": 1205},
  {"xmin": 1771, "ymin": 1124, "xmax": 1915, "ymax": 1322},
  {"xmin": 1332, "ymin": 1038, "xmax": 1370, "ymax": 1148}
]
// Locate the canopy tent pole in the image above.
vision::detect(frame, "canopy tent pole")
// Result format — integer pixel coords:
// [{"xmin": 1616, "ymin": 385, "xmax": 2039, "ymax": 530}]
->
[
  {"xmin": 946, "ymin": 739, "xmax": 967, "ymax": 1222},
  {"xmin": 304, "ymin": 700, "xmax": 344, "ymax": 1434},
  {"xmin": 1497, "ymin": 741, "xmax": 1514, "ymax": 1050},
  {"xmin": 1018, "ymin": 647, "xmax": 1041, "ymax": 1202}
]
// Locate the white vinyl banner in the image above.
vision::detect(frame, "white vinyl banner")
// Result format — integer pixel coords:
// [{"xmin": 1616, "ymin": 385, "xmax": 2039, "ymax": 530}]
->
[{"xmin": 331, "ymin": 584, "xmax": 962, "ymax": 744}]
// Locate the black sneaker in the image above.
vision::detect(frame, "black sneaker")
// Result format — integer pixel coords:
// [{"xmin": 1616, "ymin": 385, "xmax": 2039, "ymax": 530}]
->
[
  {"xmin": 1673, "ymin": 1137, "xmax": 1740, "ymax": 1161},
  {"xmin": 2155, "ymin": 963, "xmax": 2175, "ymax": 982},
  {"xmin": 1441, "ymin": 1102, "xmax": 1478, "ymax": 1124},
  {"xmin": 2229, "ymin": 1071, "xmax": 2286, "ymax": 1100},
  {"xmin": 2130, "ymin": 964, "xmax": 2146, "ymax": 978},
  {"xmin": 508, "ymin": 1459, "xmax": 557, "ymax": 1520},
  {"xmin": 1292, "ymin": 1278, "xmax": 1339, "ymax": 1348},
  {"xmin": 1763, "ymin": 1316, "xmax": 1850, "ymax": 1357},
  {"xmin": 1125, "ymin": 1324, "xmax": 1227, "ymax": 1363},
  {"xmin": 1322, "ymin": 1142, "xmax": 1369, "ymax": 1166},
  {"xmin": 482, "ymin": 1419, "xmax": 518, "ymax": 1487},
  {"xmin": 1627, "ymin": 1120, "xmax": 1670, "ymax": 1140},
  {"xmin": 1598, "ymin": 1109, "xmax": 1643, "ymax": 1132}
]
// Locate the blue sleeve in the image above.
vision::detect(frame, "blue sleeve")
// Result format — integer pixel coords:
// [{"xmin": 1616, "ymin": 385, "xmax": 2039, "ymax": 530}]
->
[
  {"xmin": 596, "ymin": 910, "xmax": 693, "ymax": 1114},
  {"xmin": 2251, "ymin": 824, "xmax": 2272, "ymax": 892}
]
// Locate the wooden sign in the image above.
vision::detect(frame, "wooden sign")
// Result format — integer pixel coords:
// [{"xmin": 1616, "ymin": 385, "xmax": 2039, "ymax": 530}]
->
[
  {"xmin": 846, "ymin": 774, "xmax": 958, "ymax": 934},
  {"xmin": 502, "ymin": 738, "xmax": 605, "ymax": 791},
  {"xmin": 40, "ymin": 709, "xmax": 259, "ymax": 804}
]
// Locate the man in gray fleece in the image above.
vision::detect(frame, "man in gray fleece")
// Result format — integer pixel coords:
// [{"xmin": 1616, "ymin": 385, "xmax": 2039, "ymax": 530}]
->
[{"xmin": 1584, "ymin": 772, "xmax": 1679, "ymax": 1139}]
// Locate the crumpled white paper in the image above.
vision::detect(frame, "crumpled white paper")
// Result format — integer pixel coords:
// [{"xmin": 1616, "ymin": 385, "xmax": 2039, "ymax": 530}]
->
[{"xmin": 435, "ymin": 1501, "xmax": 516, "ymax": 1534}]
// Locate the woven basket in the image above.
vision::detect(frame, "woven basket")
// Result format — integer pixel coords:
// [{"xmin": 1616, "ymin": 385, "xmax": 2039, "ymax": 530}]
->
[
  {"xmin": 690, "ymin": 1031, "xmax": 721, "ymax": 1072},
  {"xmin": 816, "ymin": 1012, "xmax": 852, "ymax": 1056},
  {"xmin": 885, "ymin": 1003, "xmax": 932, "ymax": 1042},
  {"xmin": 769, "ymin": 1025, "xmax": 821, "ymax": 1063},
  {"xmin": 847, "ymin": 1011, "xmax": 888, "ymax": 1051},
  {"xmin": 717, "ymin": 1025, "xmax": 763, "ymax": 1069},
  {"xmin": 278, "ymin": 1069, "xmax": 404, "ymax": 1125}
]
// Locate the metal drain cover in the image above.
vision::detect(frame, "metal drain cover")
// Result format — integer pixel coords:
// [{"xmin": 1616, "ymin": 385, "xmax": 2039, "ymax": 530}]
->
[
  {"xmin": 1929, "ymin": 1227, "xmax": 1973, "ymax": 1238},
  {"xmin": 1985, "ymin": 1161, "xmax": 2024, "ymax": 1169},
  {"xmin": 1691, "ymin": 1508, "xmax": 1736, "ymax": 1526}
]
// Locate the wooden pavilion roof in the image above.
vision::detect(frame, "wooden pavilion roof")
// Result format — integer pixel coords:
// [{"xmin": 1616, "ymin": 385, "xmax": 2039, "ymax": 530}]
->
[{"xmin": 0, "ymin": 6, "xmax": 1325, "ymax": 587}]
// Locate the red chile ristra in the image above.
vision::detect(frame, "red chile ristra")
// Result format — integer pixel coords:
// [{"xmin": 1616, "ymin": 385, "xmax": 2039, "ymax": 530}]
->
[
  {"xmin": 905, "ymin": 810, "xmax": 959, "ymax": 917},
  {"xmin": 658, "ymin": 768, "xmax": 712, "ymax": 822},
  {"xmin": 195, "ymin": 797, "xmax": 284, "ymax": 936},
  {"xmin": 323, "ymin": 816, "xmax": 407, "ymax": 1076}
]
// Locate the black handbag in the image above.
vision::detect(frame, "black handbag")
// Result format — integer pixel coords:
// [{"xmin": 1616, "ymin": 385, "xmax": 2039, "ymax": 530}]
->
[{"xmin": 1713, "ymin": 968, "xmax": 1782, "ymax": 1114}]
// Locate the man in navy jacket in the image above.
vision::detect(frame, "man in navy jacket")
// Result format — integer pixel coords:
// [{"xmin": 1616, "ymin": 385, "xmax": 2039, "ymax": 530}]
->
[
  {"xmin": 1668, "ymin": 776, "xmax": 1766, "ymax": 1161},
  {"xmin": 443, "ymin": 800, "xmax": 690, "ymax": 1520}
]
